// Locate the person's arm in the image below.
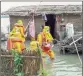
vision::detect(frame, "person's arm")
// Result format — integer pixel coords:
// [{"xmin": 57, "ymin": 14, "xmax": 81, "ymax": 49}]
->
[
  {"xmin": 47, "ymin": 32, "xmax": 53, "ymax": 42},
  {"xmin": 9, "ymin": 27, "xmax": 16, "ymax": 36},
  {"xmin": 20, "ymin": 26, "xmax": 25, "ymax": 38}
]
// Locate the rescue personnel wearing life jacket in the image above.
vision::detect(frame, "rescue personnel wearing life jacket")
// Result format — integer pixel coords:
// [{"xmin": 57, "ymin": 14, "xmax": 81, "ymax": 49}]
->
[
  {"xmin": 7, "ymin": 20, "xmax": 26, "ymax": 53},
  {"xmin": 37, "ymin": 26, "xmax": 55, "ymax": 59}
]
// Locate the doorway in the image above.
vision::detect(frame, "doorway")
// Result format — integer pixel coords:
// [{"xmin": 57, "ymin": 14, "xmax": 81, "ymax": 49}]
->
[{"xmin": 45, "ymin": 14, "xmax": 57, "ymax": 39}]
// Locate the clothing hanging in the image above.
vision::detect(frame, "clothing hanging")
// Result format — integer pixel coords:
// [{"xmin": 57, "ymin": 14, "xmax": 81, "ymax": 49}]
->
[{"xmin": 29, "ymin": 15, "xmax": 35, "ymax": 39}]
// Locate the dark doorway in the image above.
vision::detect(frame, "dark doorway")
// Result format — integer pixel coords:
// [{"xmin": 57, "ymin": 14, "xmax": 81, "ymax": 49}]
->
[{"xmin": 45, "ymin": 14, "xmax": 56, "ymax": 38}]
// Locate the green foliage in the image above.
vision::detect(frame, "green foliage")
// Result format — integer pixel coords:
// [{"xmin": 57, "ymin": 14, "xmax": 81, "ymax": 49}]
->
[
  {"xmin": 10, "ymin": 49, "xmax": 19, "ymax": 56},
  {"xmin": 38, "ymin": 66, "xmax": 48, "ymax": 76},
  {"xmin": 10, "ymin": 46, "xmax": 48, "ymax": 76},
  {"xmin": 37, "ymin": 46, "xmax": 48, "ymax": 76},
  {"xmin": 15, "ymin": 72, "xmax": 24, "ymax": 76},
  {"xmin": 40, "ymin": 68, "xmax": 48, "ymax": 76},
  {"xmin": 42, "ymin": 68, "xmax": 48, "ymax": 76},
  {"xmin": 36, "ymin": 45, "xmax": 42, "ymax": 56},
  {"xmin": 10, "ymin": 49, "xmax": 24, "ymax": 76}
]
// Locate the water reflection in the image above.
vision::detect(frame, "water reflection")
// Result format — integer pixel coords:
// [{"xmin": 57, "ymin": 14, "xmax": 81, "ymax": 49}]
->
[{"xmin": 45, "ymin": 46, "xmax": 82, "ymax": 76}]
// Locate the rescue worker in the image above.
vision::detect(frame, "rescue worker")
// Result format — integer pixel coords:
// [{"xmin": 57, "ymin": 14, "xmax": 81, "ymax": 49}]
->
[
  {"xmin": 7, "ymin": 20, "xmax": 26, "ymax": 53},
  {"xmin": 37, "ymin": 26, "xmax": 55, "ymax": 60},
  {"xmin": 30, "ymin": 41, "xmax": 38, "ymax": 51}
]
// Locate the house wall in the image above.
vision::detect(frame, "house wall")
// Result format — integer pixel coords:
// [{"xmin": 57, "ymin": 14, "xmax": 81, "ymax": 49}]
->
[
  {"xmin": 10, "ymin": 15, "xmax": 44, "ymax": 39},
  {"xmin": 9, "ymin": 14, "xmax": 82, "ymax": 40},
  {"xmin": 56, "ymin": 14, "xmax": 82, "ymax": 32}
]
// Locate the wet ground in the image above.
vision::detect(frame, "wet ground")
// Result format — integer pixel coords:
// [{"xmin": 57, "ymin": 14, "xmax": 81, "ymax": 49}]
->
[
  {"xmin": 45, "ymin": 45, "xmax": 82, "ymax": 76},
  {"xmin": 1, "ymin": 41, "xmax": 82, "ymax": 76}
]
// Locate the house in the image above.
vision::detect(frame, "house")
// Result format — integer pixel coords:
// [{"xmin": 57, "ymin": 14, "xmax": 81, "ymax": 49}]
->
[{"xmin": 2, "ymin": 5, "xmax": 82, "ymax": 40}]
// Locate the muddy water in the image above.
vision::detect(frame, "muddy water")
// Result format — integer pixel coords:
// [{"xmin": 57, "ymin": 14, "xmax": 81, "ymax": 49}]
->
[
  {"xmin": 1, "ymin": 41, "xmax": 82, "ymax": 76},
  {"xmin": 45, "ymin": 45, "xmax": 82, "ymax": 76}
]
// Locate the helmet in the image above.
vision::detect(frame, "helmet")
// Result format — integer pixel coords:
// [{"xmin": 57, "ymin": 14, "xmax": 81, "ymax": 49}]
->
[
  {"xmin": 43, "ymin": 26, "xmax": 50, "ymax": 32},
  {"xmin": 17, "ymin": 20, "xmax": 23, "ymax": 26}
]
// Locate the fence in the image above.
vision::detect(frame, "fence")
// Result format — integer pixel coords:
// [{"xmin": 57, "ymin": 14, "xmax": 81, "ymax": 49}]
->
[{"xmin": 1, "ymin": 50, "xmax": 41, "ymax": 76}]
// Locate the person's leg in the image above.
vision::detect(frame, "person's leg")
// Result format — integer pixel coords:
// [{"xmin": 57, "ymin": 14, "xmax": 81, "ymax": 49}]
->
[
  {"xmin": 7, "ymin": 38, "xmax": 13, "ymax": 51},
  {"xmin": 47, "ymin": 50, "xmax": 55, "ymax": 60},
  {"xmin": 41, "ymin": 51, "xmax": 47, "ymax": 69},
  {"xmin": 21, "ymin": 42, "xmax": 25, "ymax": 51},
  {"xmin": 15, "ymin": 42, "xmax": 22, "ymax": 53}
]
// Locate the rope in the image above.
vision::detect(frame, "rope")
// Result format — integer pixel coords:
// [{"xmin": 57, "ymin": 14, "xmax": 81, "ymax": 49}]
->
[{"xmin": 71, "ymin": 36, "xmax": 82, "ymax": 65}]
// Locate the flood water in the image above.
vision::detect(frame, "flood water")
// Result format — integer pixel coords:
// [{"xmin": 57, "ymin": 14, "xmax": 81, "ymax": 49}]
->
[
  {"xmin": 1, "ymin": 41, "xmax": 82, "ymax": 76},
  {"xmin": 45, "ymin": 45, "xmax": 82, "ymax": 76}
]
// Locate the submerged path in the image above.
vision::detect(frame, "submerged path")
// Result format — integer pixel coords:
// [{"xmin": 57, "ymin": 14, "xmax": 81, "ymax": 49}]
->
[{"xmin": 45, "ymin": 45, "xmax": 82, "ymax": 76}]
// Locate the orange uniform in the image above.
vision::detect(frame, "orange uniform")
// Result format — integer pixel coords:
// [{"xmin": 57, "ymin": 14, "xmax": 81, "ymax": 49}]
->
[
  {"xmin": 7, "ymin": 20, "xmax": 25, "ymax": 53},
  {"xmin": 37, "ymin": 26, "xmax": 55, "ymax": 59}
]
